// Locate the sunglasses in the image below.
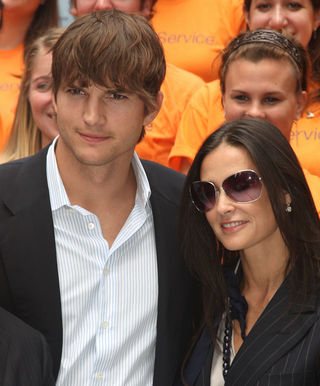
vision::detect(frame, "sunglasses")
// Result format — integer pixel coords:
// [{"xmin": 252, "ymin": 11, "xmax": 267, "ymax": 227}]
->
[{"xmin": 190, "ymin": 169, "xmax": 263, "ymax": 212}]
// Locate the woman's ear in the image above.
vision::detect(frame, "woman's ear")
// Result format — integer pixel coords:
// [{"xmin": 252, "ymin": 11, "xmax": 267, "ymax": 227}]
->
[
  {"xmin": 284, "ymin": 192, "xmax": 292, "ymax": 207},
  {"xmin": 295, "ymin": 91, "xmax": 308, "ymax": 120}
]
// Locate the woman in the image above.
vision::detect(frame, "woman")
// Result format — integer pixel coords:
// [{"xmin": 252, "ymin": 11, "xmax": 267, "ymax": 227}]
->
[
  {"xmin": 0, "ymin": 0, "xmax": 58, "ymax": 150},
  {"xmin": 171, "ymin": 30, "xmax": 320, "ymax": 214},
  {"xmin": 0, "ymin": 27, "xmax": 62, "ymax": 162},
  {"xmin": 169, "ymin": 0, "xmax": 320, "ymax": 178},
  {"xmin": 178, "ymin": 117, "xmax": 320, "ymax": 385}
]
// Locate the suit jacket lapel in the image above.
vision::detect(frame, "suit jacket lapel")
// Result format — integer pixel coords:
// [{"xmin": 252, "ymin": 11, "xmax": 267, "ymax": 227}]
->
[
  {"xmin": 226, "ymin": 277, "xmax": 318, "ymax": 386},
  {"xmin": 0, "ymin": 149, "xmax": 62, "ymax": 378},
  {"xmin": 142, "ymin": 161, "xmax": 197, "ymax": 386}
]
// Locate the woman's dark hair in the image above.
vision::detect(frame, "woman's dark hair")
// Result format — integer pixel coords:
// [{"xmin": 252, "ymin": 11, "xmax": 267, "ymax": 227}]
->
[
  {"xmin": 24, "ymin": 0, "xmax": 58, "ymax": 55},
  {"xmin": 243, "ymin": 0, "xmax": 320, "ymax": 92},
  {"xmin": 180, "ymin": 118, "xmax": 320, "ymax": 330}
]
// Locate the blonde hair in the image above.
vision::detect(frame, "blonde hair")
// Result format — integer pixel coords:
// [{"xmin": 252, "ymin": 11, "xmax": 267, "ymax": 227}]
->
[{"xmin": 1, "ymin": 27, "xmax": 64, "ymax": 163}]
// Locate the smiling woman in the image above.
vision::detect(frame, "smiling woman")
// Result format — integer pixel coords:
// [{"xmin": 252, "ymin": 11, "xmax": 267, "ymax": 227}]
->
[
  {"xmin": 169, "ymin": 0, "xmax": 320, "ymax": 178},
  {"xmin": 169, "ymin": 29, "xmax": 320, "ymax": 215},
  {"xmin": 177, "ymin": 117, "xmax": 320, "ymax": 386},
  {"xmin": 0, "ymin": 27, "xmax": 63, "ymax": 163},
  {"xmin": 0, "ymin": 0, "xmax": 58, "ymax": 150}
]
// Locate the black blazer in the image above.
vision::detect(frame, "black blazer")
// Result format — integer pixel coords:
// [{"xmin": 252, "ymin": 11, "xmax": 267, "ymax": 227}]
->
[
  {"xmin": 0, "ymin": 306, "xmax": 54, "ymax": 386},
  {"xmin": 0, "ymin": 148, "xmax": 200, "ymax": 386},
  {"xmin": 180, "ymin": 278, "xmax": 320, "ymax": 386}
]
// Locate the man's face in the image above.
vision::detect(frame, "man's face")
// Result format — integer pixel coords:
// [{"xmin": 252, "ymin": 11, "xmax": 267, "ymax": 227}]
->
[
  {"xmin": 53, "ymin": 82, "xmax": 160, "ymax": 168},
  {"xmin": 71, "ymin": 0, "xmax": 153, "ymax": 18}
]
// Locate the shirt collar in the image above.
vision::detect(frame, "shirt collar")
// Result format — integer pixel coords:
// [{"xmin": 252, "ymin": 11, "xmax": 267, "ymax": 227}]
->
[{"xmin": 46, "ymin": 137, "xmax": 151, "ymax": 211}]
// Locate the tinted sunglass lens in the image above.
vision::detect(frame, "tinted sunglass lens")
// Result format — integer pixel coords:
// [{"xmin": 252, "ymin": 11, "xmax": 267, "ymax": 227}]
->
[
  {"xmin": 190, "ymin": 181, "xmax": 216, "ymax": 212},
  {"xmin": 223, "ymin": 171, "xmax": 262, "ymax": 202}
]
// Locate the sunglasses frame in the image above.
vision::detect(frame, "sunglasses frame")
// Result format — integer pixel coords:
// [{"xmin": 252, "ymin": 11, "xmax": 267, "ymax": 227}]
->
[{"xmin": 190, "ymin": 169, "xmax": 263, "ymax": 213}]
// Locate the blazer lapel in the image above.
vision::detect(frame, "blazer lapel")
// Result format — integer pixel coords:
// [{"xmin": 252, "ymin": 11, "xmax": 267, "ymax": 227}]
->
[
  {"xmin": 226, "ymin": 278, "xmax": 318, "ymax": 386},
  {"xmin": 183, "ymin": 327, "xmax": 213, "ymax": 386},
  {"xmin": 0, "ymin": 149, "xmax": 62, "ymax": 378},
  {"xmin": 142, "ymin": 161, "xmax": 198, "ymax": 386}
]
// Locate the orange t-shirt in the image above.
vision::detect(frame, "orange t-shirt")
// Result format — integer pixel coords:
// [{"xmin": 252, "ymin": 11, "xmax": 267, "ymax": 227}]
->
[
  {"xmin": 152, "ymin": 0, "xmax": 245, "ymax": 81},
  {"xmin": 135, "ymin": 63, "xmax": 204, "ymax": 167},
  {"xmin": 290, "ymin": 99, "xmax": 320, "ymax": 177},
  {"xmin": 0, "ymin": 44, "xmax": 24, "ymax": 150},
  {"xmin": 304, "ymin": 169, "xmax": 320, "ymax": 217},
  {"xmin": 169, "ymin": 80, "xmax": 224, "ymax": 170}
]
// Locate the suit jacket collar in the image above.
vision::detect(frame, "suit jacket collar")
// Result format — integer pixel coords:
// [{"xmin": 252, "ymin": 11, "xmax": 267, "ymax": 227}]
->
[
  {"xmin": 184, "ymin": 276, "xmax": 319, "ymax": 386},
  {"xmin": 0, "ymin": 148, "xmax": 62, "ymax": 378},
  {"xmin": 226, "ymin": 277, "xmax": 318, "ymax": 385}
]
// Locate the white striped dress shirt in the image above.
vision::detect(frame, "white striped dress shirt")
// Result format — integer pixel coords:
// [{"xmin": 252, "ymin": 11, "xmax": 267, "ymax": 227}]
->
[{"xmin": 46, "ymin": 138, "xmax": 158, "ymax": 386}]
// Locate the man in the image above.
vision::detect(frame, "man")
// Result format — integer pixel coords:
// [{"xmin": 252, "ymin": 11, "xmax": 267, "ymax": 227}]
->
[
  {"xmin": 0, "ymin": 307, "xmax": 54, "ymax": 385},
  {"xmin": 0, "ymin": 10, "xmax": 199, "ymax": 386},
  {"xmin": 69, "ymin": 0, "xmax": 205, "ymax": 168}
]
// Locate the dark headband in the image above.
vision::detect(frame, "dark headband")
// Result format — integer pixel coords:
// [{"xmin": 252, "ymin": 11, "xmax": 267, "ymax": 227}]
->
[{"xmin": 227, "ymin": 29, "xmax": 303, "ymax": 72}]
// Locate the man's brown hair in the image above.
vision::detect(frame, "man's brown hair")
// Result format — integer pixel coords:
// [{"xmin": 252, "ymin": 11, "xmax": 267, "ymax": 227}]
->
[{"xmin": 52, "ymin": 9, "xmax": 165, "ymax": 112}]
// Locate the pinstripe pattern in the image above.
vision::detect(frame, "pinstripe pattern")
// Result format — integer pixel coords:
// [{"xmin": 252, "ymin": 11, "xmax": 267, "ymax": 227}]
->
[
  {"xmin": 46, "ymin": 140, "xmax": 158, "ymax": 386},
  {"xmin": 181, "ymin": 277, "xmax": 320, "ymax": 386}
]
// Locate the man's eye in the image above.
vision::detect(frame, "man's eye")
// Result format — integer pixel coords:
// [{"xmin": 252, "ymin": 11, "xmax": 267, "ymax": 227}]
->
[
  {"xmin": 108, "ymin": 93, "xmax": 128, "ymax": 101},
  {"xmin": 66, "ymin": 88, "xmax": 85, "ymax": 96}
]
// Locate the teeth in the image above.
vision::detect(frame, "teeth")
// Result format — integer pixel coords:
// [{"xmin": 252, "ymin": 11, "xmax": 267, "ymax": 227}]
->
[{"xmin": 222, "ymin": 221, "xmax": 244, "ymax": 228}]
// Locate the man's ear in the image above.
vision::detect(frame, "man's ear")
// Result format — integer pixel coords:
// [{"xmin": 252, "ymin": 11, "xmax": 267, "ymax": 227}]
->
[{"xmin": 143, "ymin": 91, "xmax": 163, "ymax": 126}]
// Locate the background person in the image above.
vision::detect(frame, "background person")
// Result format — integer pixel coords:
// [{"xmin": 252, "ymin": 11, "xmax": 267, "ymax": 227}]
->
[
  {"xmin": 69, "ymin": 0, "xmax": 205, "ymax": 167},
  {"xmin": 0, "ymin": 10, "xmax": 199, "ymax": 386},
  {"xmin": 170, "ymin": 0, "xmax": 320, "ymax": 178},
  {"xmin": 1, "ymin": 27, "xmax": 62, "ymax": 163},
  {"xmin": 178, "ymin": 118, "xmax": 320, "ymax": 385},
  {"xmin": 168, "ymin": 30, "xmax": 320, "ymax": 214},
  {"xmin": 0, "ymin": 0, "xmax": 58, "ymax": 151}
]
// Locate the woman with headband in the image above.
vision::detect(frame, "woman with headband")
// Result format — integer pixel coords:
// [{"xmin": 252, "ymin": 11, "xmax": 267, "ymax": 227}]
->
[
  {"xmin": 169, "ymin": 30, "xmax": 320, "ymax": 215},
  {"xmin": 176, "ymin": 117, "xmax": 320, "ymax": 385},
  {"xmin": 169, "ymin": 0, "xmax": 320, "ymax": 179}
]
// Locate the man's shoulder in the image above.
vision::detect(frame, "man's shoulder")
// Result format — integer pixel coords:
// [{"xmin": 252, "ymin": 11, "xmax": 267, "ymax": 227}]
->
[
  {"xmin": 142, "ymin": 159, "xmax": 185, "ymax": 182},
  {"xmin": 0, "ymin": 148, "xmax": 47, "ymax": 183},
  {"xmin": 141, "ymin": 159, "xmax": 185, "ymax": 203}
]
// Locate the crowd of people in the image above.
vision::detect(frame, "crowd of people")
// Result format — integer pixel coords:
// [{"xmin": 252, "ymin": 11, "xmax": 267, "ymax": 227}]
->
[{"xmin": 0, "ymin": 1, "xmax": 318, "ymax": 385}]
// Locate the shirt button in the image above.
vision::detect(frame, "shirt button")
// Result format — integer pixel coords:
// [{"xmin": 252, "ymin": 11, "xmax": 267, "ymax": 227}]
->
[
  {"xmin": 88, "ymin": 222, "xmax": 95, "ymax": 230},
  {"xmin": 95, "ymin": 372, "xmax": 104, "ymax": 380},
  {"xmin": 103, "ymin": 267, "xmax": 109, "ymax": 276},
  {"xmin": 101, "ymin": 321, "xmax": 109, "ymax": 329}
]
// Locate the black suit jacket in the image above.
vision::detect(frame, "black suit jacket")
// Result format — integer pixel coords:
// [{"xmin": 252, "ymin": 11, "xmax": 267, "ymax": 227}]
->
[
  {"xmin": 0, "ymin": 148, "xmax": 199, "ymax": 386},
  {"xmin": 0, "ymin": 306, "xmax": 54, "ymax": 386},
  {"xmin": 179, "ymin": 278, "xmax": 320, "ymax": 386}
]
